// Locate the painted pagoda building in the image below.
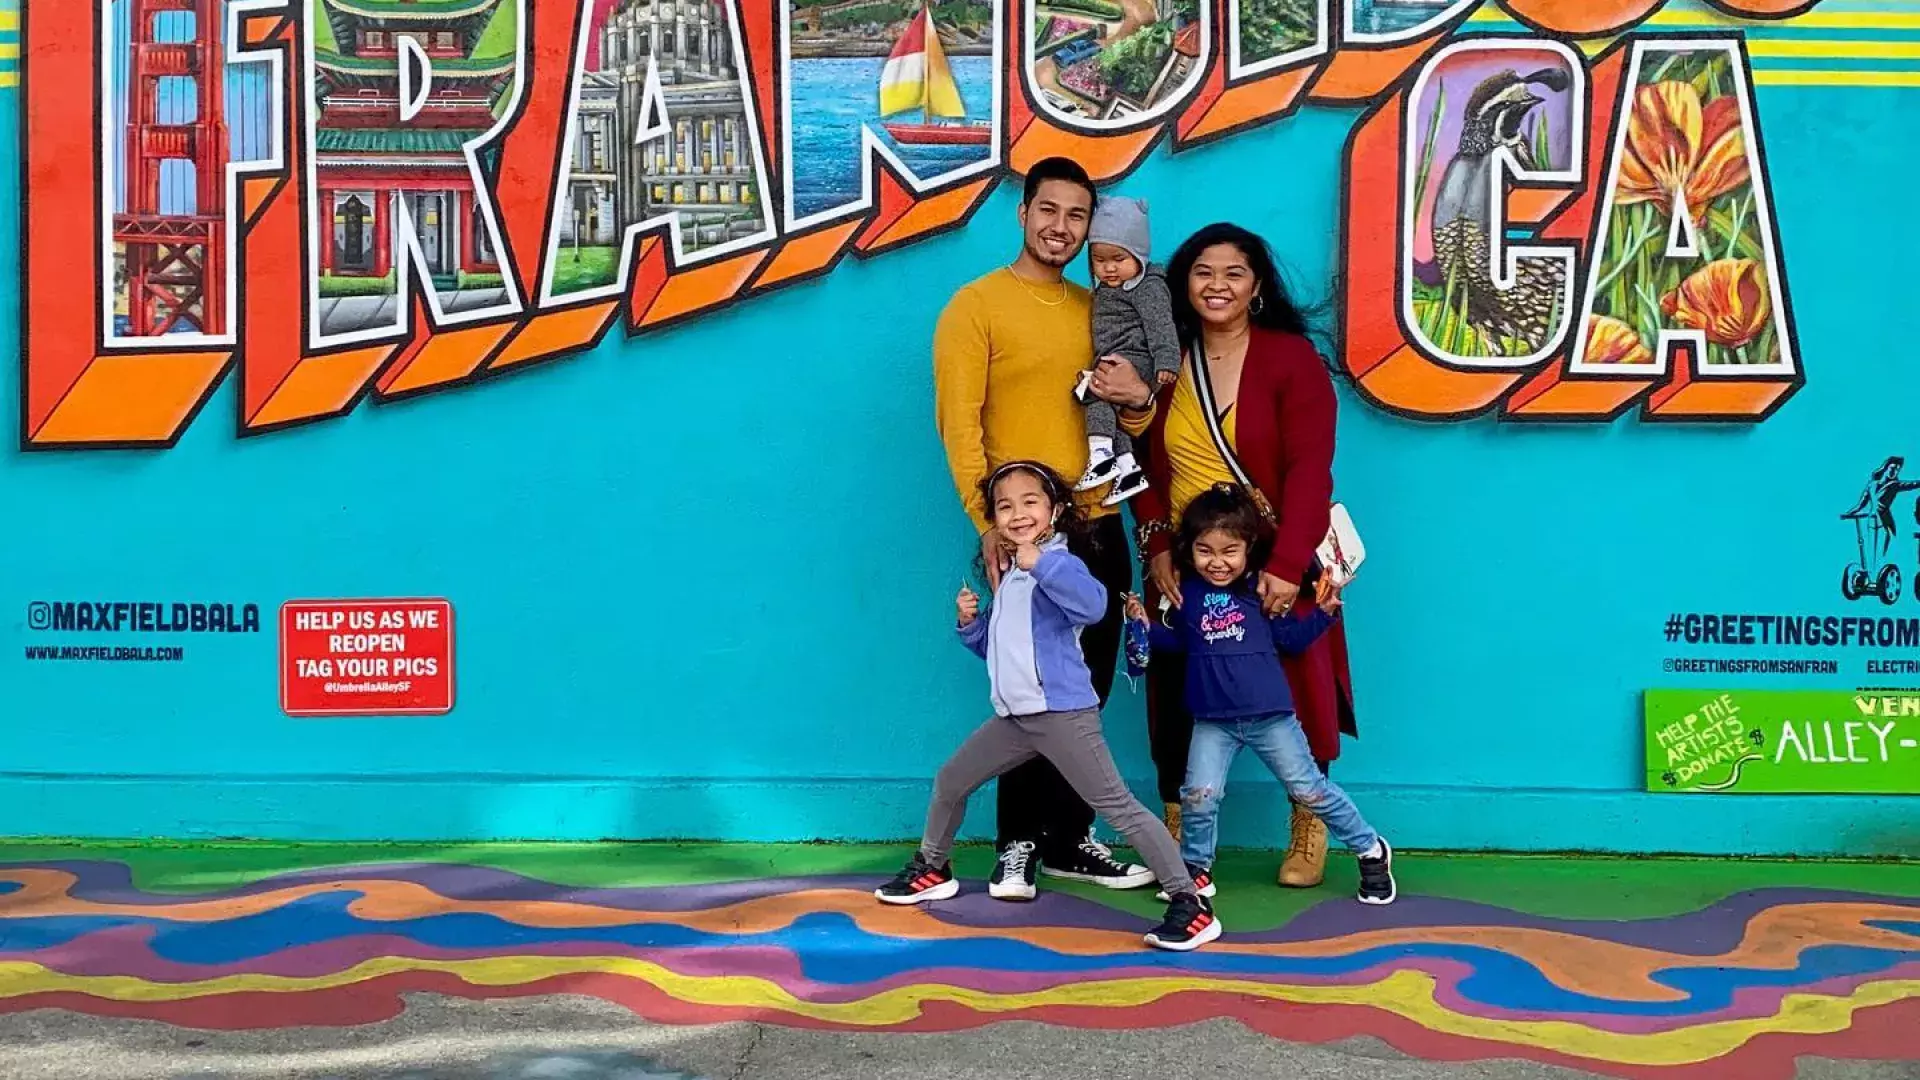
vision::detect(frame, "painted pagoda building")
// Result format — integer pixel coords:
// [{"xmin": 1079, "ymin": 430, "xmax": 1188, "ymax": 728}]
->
[{"xmin": 311, "ymin": 0, "xmax": 517, "ymax": 289}]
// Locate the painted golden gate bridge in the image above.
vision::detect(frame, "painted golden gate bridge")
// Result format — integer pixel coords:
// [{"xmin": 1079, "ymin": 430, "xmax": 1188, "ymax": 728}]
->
[{"xmin": 117, "ymin": 0, "xmax": 228, "ymax": 337}]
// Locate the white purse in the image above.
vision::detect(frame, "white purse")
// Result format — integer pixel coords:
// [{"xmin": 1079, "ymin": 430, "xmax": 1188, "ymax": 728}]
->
[{"xmin": 1315, "ymin": 503, "xmax": 1366, "ymax": 588}]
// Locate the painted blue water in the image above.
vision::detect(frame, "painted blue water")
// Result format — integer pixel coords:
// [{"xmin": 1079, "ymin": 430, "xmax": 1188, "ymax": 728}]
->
[
  {"xmin": 788, "ymin": 56, "xmax": 995, "ymax": 221},
  {"xmin": 1353, "ymin": 0, "xmax": 1460, "ymax": 36}
]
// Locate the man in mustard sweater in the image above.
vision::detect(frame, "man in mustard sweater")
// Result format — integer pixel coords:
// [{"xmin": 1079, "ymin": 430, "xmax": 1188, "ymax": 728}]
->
[{"xmin": 933, "ymin": 156, "xmax": 1160, "ymax": 901}]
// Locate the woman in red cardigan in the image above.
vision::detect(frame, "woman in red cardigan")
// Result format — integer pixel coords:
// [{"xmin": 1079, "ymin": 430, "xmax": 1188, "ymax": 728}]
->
[{"xmin": 1125, "ymin": 222, "xmax": 1357, "ymax": 889}]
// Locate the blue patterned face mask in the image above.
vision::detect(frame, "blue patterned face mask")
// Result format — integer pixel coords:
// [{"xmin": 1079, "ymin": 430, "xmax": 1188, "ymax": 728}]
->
[{"xmin": 1124, "ymin": 614, "xmax": 1151, "ymax": 680}]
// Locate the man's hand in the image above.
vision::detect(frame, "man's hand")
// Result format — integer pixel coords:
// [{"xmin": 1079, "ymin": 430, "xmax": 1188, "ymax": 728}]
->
[
  {"xmin": 1087, "ymin": 354, "xmax": 1154, "ymax": 409},
  {"xmin": 1257, "ymin": 572, "xmax": 1300, "ymax": 617},
  {"xmin": 1150, "ymin": 551, "xmax": 1182, "ymax": 608},
  {"xmin": 957, "ymin": 585, "xmax": 981, "ymax": 627},
  {"xmin": 980, "ymin": 526, "xmax": 1012, "ymax": 590},
  {"xmin": 1014, "ymin": 540, "xmax": 1042, "ymax": 571}
]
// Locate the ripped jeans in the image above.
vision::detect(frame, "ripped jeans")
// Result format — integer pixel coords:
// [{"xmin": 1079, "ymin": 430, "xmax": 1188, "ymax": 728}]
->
[{"xmin": 1179, "ymin": 712, "xmax": 1380, "ymax": 870}]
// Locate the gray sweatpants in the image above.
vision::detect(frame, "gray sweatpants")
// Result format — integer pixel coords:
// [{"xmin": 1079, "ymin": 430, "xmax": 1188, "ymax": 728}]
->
[
  {"xmin": 918, "ymin": 708, "xmax": 1197, "ymax": 898},
  {"xmin": 1082, "ymin": 350, "xmax": 1155, "ymax": 452}
]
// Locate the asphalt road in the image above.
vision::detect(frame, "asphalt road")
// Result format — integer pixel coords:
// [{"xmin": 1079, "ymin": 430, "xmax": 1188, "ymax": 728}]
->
[{"xmin": 0, "ymin": 994, "xmax": 1913, "ymax": 1080}]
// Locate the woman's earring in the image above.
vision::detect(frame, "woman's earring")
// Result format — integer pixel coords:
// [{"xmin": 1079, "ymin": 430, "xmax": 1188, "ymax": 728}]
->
[{"xmin": 1252, "ymin": 294, "xmax": 1266, "ymax": 315}]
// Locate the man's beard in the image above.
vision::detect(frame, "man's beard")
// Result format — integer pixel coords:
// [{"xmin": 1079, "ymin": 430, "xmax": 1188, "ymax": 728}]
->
[{"xmin": 1024, "ymin": 234, "xmax": 1076, "ymax": 269}]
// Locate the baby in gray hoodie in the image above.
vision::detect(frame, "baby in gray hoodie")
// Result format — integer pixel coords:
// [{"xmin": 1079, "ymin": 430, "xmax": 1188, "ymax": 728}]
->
[{"xmin": 1074, "ymin": 196, "xmax": 1181, "ymax": 506}]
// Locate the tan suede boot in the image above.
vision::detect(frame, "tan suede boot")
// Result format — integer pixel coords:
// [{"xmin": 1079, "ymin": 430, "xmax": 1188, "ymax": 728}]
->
[
  {"xmin": 1163, "ymin": 801, "xmax": 1182, "ymax": 839},
  {"xmin": 1277, "ymin": 801, "xmax": 1328, "ymax": 888}
]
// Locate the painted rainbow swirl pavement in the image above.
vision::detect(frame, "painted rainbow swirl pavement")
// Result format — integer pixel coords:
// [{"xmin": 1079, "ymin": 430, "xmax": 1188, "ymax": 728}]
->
[{"xmin": 0, "ymin": 861, "xmax": 1916, "ymax": 1079}]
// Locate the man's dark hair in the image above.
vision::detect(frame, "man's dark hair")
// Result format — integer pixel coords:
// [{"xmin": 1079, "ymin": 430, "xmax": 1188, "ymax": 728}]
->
[{"xmin": 1021, "ymin": 157, "xmax": 1097, "ymax": 208}]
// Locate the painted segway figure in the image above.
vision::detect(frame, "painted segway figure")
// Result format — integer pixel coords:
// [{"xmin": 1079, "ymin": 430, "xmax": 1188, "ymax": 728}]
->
[{"xmin": 1841, "ymin": 457, "xmax": 1920, "ymax": 605}]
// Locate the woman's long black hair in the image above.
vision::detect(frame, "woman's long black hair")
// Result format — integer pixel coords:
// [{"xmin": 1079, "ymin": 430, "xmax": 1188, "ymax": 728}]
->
[{"xmin": 1165, "ymin": 222, "xmax": 1334, "ymax": 362}]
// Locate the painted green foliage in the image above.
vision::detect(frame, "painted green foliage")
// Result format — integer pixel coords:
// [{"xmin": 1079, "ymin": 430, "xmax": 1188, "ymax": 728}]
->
[
  {"xmin": 1237, "ymin": 0, "xmax": 1317, "ymax": 66},
  {"xmin": 1582, "ymin": 48, "xmax": 1778, "ymax": 370}
]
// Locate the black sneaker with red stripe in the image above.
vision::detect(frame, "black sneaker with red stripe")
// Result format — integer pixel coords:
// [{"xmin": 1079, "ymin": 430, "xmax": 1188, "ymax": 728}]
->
[
  {"xmin": 875, "ymin": 853, "xmax": 959, "ymax": 905},
  {"xmin": 1143, "ymin": 891, "xmax": 1223, "ymax": 952}
]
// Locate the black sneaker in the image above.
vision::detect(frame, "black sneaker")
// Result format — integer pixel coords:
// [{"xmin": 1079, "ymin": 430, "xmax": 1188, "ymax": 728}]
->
[
  {"xmin": 1043, "ymin": 834, "xmax": 1155, "ymax": 889},
  {"xmin": 1155, "ymin": 863, "xmax": 1215, "ymax": 901},
  {"xmin": 1074, "ymin": 453, "xmax": 1121, "ymax": 492},
  {"xmin": 874, "ymin": 853, "xmax": 958, "ymax": 905},
  {"xmin": 1144, "ymin": 892, "xmax": 1223, "ymax": 952},
  {"xmin": 1357, "ymin": 837, "xmax": 1396, "ymax": 905},
  {"xmin": 1101, "ymin": 462, "xmax": 1150, "ymax": 507},
  {"xmin": 988, "ymin": 840, "xmax": 1039, "ymax": 901}
]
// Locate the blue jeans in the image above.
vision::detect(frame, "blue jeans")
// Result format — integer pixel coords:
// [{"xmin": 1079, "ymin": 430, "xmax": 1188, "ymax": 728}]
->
[{"xmin": 1179, "ymin": 712, "xmax": 1380, "ymax": 869}]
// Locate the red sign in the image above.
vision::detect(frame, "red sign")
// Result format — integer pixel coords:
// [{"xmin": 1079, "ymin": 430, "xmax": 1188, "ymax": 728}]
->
[{"xmin": 280, "ymin": 599, "xmax": 454, "ymax": 717}]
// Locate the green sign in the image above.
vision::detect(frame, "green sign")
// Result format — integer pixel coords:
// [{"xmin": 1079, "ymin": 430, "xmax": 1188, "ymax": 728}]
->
[{"xmin": 1644, "ymin": 689, "xmax": 1920, "ymax": 794}]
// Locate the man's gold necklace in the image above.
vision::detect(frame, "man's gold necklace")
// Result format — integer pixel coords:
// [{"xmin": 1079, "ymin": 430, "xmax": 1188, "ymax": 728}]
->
[{"xmin": 1007, "ymin": 266, "xmax": 1068, "ymax": 307}]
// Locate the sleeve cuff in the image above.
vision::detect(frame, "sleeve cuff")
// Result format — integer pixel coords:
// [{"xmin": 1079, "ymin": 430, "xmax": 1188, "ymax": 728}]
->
[
  {"xmin": 1266, "ymin": 549, "xmax": 1310, "ymax": 585},
  {"xmin": 1135, "ymin": 519, "xmax": 1173, "ymax": 560}
]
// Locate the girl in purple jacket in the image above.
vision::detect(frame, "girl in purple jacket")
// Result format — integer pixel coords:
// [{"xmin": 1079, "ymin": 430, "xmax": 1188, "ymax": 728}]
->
[{"xmin": 877, "ymin": 461, "xmax": 1221, "ymax": 952}]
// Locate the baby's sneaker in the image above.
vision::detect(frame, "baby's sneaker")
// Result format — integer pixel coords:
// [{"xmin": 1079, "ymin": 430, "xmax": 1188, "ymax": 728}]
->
[
  {"xmin": 1075, "ymin": 449, "xmax": 1120, "ymax": 492},
  {"xmin": 1102, "ymin": 455, "xmax": 1149, "ymax": 505}
]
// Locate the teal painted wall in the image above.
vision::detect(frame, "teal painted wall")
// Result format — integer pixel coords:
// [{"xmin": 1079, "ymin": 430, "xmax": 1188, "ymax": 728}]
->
[{"xmin": 2, "ymin": 1, "xmax": 1915, "ymax": 855}]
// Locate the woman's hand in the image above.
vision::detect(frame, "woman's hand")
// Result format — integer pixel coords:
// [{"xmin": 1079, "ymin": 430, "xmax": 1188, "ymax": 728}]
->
[
  {"xmin": 1257, "ymin": 572, "xmax": 1300, "ymax": 617},
  {"xmin": 979, "ymin": 526, "xmax": 1011, "ymax": 589},
  {"xmin": 957, "ymin": 586, "xmax": 981, "ymax": 627},
  {"xmin": 1149, "ymin": 551, "xmax": 1182, "ymax": 608},
  {"xmin": 1087, "ymin": 354, "xmax": 1154, "ymax": 409},
  {"xmin": 1123, "ymin": 592, "xmax": 1148, "ymax": 623}
]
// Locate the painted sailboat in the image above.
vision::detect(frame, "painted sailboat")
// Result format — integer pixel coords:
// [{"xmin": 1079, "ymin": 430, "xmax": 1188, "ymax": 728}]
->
[{"xmin": 879, "ymin": 4, "xmax": 991, "ymax": 146}]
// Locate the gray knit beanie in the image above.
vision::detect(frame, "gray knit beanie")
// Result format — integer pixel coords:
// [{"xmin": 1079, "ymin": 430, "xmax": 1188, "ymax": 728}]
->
[{"xmin": 1088, "ymin": 196, "xmax": 1151, "ymax": 287}]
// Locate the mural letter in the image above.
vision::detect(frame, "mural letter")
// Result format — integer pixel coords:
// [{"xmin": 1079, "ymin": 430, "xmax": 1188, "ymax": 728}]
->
[
  {"xmin": 305, "ymin": 0, "xmax": 526, "ymax": 348},
  {"xmin": 779, "ymin": 0, "xmax": 1001, "ymax": 232},
  {"xmin": 1026, "ymin": 0, "xmax": 1209, "ymax": 132},
  {"xmin": 24, "ymin": 0, "xmax": 283, "ymax": 446},
  {"xmin": 542, "ymin": 0, "xmax": 778, "ymax": 304},
  {"xmin": 1342, "ymin": 38, "xmax": 1587, "ymax": 419},
  {"xmin": 1513, "ymin": 37, "xmax": 1799, "ymax": 420}
]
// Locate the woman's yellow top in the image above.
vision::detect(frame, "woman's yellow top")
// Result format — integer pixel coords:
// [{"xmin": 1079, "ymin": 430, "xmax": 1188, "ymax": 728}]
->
[{"xmin": 1162, "ymin": 362, "xmax": 1239, "ymax": 524}]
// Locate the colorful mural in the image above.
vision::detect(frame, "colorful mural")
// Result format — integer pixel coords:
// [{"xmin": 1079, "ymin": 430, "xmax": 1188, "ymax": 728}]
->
[
  {"xmin": 0, "ymin": 845, "xmax": 1916, "ymax": 1078},
  {"xmin": 1027, "ymin": 0, "xmax": 1206, "ymax": 125},
  {"xmin": 1232, "ymin": 0, "xmax": 1318, "ymax": 75},
  {"xmin": 17, "ymin": 0, "xmax": 1880, "ymax": 447},
  {"xmin": 782, "ymin": 0, "xmax": 1000, "ymax": 225},
  {"xmin": 306, "ymin": 0, "xmax": 526, "ymax": 345},
  {"xmin": 1340, "ymin": 28, "xmax": 1801, "ymax": 422},
  {"xmin": 543, "ymin": 0, "xmax": 776, "ymax": 302}
]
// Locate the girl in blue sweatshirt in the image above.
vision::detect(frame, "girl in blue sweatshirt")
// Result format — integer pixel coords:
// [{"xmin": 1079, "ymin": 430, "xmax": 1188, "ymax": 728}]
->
[
  {"xmin": 1127, "ymin": 484, "xmax": 1397, "ymax": 906},
  {"xmin": 877, "ymin": 461, "xmax": 1221, "ymax": 951}
]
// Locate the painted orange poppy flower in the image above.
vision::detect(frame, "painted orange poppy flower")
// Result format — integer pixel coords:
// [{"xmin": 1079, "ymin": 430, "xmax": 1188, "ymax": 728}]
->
[
  {"xmin": 1660, "ymin": 258, "xmax": 1771, "ymax": 348},
  {"xmin": 1584, "ymin": 314, "xmax": 1654, "ymax": 365},
  {"xmin": 1616, "ymin": 82, "xmax": 1751, "ymax": 223}
]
